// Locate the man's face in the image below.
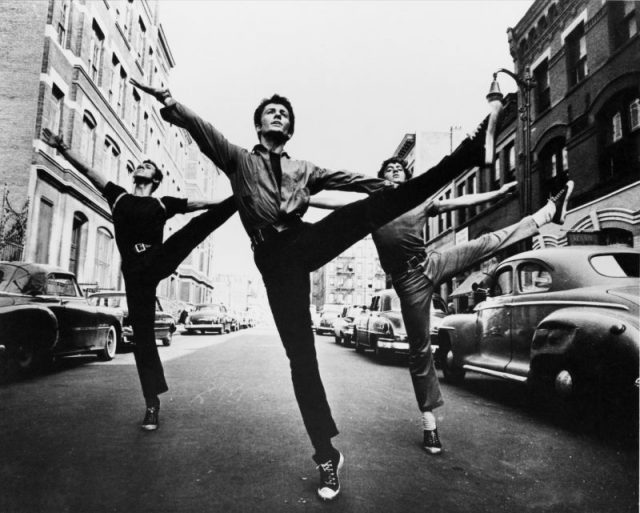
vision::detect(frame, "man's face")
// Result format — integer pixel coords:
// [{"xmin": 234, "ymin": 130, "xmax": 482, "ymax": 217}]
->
[
  {"xmin": 257, "ymin": 103, "xmax": 291, "ymax": 139},
  {"xmin": 132, "ymin": 162, "xmax": 157, "ymax": 184},
  {"xmin": 383, "ymin": 162, "xmax": 407, "ymax": 184}
]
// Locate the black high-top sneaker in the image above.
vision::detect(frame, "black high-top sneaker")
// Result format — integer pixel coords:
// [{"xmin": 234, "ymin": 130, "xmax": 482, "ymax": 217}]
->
[
  {"xmin": 141, "ymin": 406, "xmax": 159, "ymax": 431},
  {"xmin": 423, "ymin": 429, "xmax": 443, "ymax": 454},
  {"xmin": 315, "ymin": 450, "xmax": 344, "ymax": 501}
]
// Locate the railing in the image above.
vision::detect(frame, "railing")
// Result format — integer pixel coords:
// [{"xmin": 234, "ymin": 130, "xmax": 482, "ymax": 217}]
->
[{"xmin": 0, "ymin": 241, "xmax": 23, "ymax": 262}]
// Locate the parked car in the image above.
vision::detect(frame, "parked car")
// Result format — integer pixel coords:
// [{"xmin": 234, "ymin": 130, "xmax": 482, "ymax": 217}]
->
[
  {"xmin": 227, "ymin": 310, "xmax": 240, "ymax": 332},
  {"xmin": 309, "ymin": 306, "xmax": 321, "ymax": 332},
  {"xmin": 353, "ymin": 289, "xmax": 448, "ymax": 360},
  {"xmin": 88, "ymin": 291, "xmax": 176, "ymax": 346},
  {"xmin": 0, "ymin": 262, "xmax": 121, "ymax": 372},
  {"xmin": 184, "ymin": 303, "xmax": 232, "ymax": 334},
  {"xmin": 333, "ymin": 305, "xmax": 367, "ymax": 345},
  {"xmin": 316, "ymin": 304, "xmax": 344, "ymax": 336},
  {"xmin": 438, "ymin": 246, "xmax": 639, "ymax": 413}
]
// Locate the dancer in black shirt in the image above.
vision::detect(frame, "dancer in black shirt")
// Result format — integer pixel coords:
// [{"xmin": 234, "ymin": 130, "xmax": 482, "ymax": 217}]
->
[{"xmin": 42, "ymin": 128, "xmax": 237, "ymax": 430}]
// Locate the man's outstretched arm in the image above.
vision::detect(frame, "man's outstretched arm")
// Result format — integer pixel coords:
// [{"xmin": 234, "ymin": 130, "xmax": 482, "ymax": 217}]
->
[
  {"xmin": 41, "ymin": 128, "xmax": 108, "ymax": 192},
  {"xmin": 185, "ymin": 198, "xmax": 236, "ymax": 213},
  {"xmin": 130, "ymin": 78, "xmax": 241, "ymax": 175},
  {"xmin": 309, "ymin": 192, "xmax": 366, "ymax": 210},
  {"xmin": 435, "ymin": 181, "xmax": 517, "ymax": 212}
]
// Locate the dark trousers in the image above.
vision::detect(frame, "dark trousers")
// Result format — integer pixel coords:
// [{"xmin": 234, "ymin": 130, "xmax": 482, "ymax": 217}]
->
[
  {"xmin": 253, "ymin": 150, "xmax": 472, "ymax": 449},
  {"xmin": 123, "ymin": 197, "xmax": 237, "ymax": 401}
]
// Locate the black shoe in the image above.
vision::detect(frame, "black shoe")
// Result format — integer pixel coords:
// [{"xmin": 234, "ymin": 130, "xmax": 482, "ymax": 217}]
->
[
  {"xmin": 450, "ymin": 107, "xmax": 502, "ymax": 170},
  {"xmin": 141, "ymin": 406, "xmax": 159, "ymax": 431},
  {"xmin": 315, "ymin": 450, "xmax": 344, "ymax": 501},
  {"xmin": 549, "ymin": 180, "xmax": 574, "ymax": 225},
  {"xmin": 423, "ymin": 429, "xmax": 442, "ymax": 454}
]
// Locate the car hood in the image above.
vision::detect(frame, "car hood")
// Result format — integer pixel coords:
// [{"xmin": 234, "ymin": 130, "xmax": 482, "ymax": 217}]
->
[
  {"xmin": 607, "ymin": 285, "xmax": 640, "ymax": 306},
  {"xmin": 189, "ymin": 312, "xmax": 222, "ymax": 320}
]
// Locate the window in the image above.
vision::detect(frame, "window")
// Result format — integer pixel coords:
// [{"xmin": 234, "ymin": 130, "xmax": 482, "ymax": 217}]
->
[
  {"xmin": 132, "ymin": 89, "xmax": 141, "ymax": 136},
  {"xmin": 45, "ymin": 273, "xmax": 81, "ymax": 297},
  {"xmin": 492, "ymin": 268, "xmax": 513, "ymax": 296},
  {"xmin": 80, "ymin": 111, "xmax": 97, "ymax": 166},
  {"xmin": 630, "ymin": 98, "xmax": 639, "ymax": 130},
  {"xmin": 35, "ymin": 198, "xmax": 54, "ymax": 263},
  {"xmin": 117, "ymin": 67, "xmax": 128, "ymax": 118},
  {"xmin": 519, "ymin": 263, "xmax": 552, "ymax": 293},
  {"xmin": 466, "ymin": 175, "xmax": 476, "ymax": 217},
  {"xmin": 566, "ymin": 22, "xmax": 587, "ymax": 87},
  {"xmin": 457, "ymin": 182, "xmax": 466, "ymax": 225},
  {"xmin": 103, "ymin": 137, "xmax": 121, "ymax": 182},
  {"xmin": 493, "ymin": 155, "xmax": 501, "ymax": 189},
  {"xmin": 56, "ymin": 0, "xmax": 70, "ymax": 47},
  {"xmin": 124, "ymin": 0, "xmax": 134, "ymax": 39},
  {"xmin": 534, "ymin": 59, "xmax": 550, "ymax": 113},
  {"xmin": 506, "ymin": 144, "xmax": 516, "ymax": 178},
  {"xmin": 88, "ymin": 21, "xmax": 105, "ymax": 84},
  {"xmin": 609, "ymin": 1, "xmax": 637, "ymax": 49},
  {"xmin": 49, "ymin": 84, "xmax": 64, "ymax": 134},
  {"xmin": 612, "ymin": 112, "xmax": 623, "ymax": 142},
  {"xmin": 69, "ymin": 212, "xmax": 87, "ymax": 277},
  {"xmin": 136, "ymin": 17, "xmax": 146, "ymax": 64},
  {"xmin": 591, "ymin": 252, "xmax": 638, "ymax": 276},
  {"xmin": 95, "ymin": 228, "xmax": 114, "ymax": 289}
]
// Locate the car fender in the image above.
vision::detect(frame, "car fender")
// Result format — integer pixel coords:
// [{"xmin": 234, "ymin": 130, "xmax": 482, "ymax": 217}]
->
[
  {"xmin": 531, "ymin": 306, "xmax": 640, "ymax": 371},
  {"xmin": 438, "ymin": 313, "xmax": 477, "ymax": 362},
  {"xmin": 0, "ymin": 304, "xmax": 58, "ymax": 351}
]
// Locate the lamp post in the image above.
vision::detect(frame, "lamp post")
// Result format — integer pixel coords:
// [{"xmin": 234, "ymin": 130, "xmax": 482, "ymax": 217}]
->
[{"xmin": 488, "ymin": 67, "xmax": 536, "ymax": 216}]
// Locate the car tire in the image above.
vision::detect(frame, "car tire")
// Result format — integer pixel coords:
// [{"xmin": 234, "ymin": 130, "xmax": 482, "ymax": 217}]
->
[
  {"xmin": 354, "ymin": 331, "xmax": 365, "ymax": 353},
  {"xmin": 374, "ymin": 340, "xmax": 387, "ymax": 362},
  {"xmin": 334, "ymin": 334, "xmax": 341, "ymax": 344},
  {"xmin": 441, "ymin": 349, "xmax": 465, "ymax": 384},
  {"xmin": 162, "ymin": 332, "xmax": 172, "ymax": 347},
  {"xmin": 97, "ymin": 325, "xmax": 118, "ymax": 361}
]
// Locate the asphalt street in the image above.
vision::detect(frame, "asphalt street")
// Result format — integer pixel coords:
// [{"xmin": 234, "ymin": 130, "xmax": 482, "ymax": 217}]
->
[{"xmin": 0, "ymin": 327, "xmax": 637, "ymax": 513}]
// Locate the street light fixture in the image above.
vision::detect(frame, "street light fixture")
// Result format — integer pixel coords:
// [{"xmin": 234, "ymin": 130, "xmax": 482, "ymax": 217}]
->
[{"xmin": 487, "ymin": 67, "xmax": 536, "ymax": 216}]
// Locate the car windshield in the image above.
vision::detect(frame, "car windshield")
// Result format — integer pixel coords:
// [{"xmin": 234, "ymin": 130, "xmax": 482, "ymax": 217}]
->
[
  {"xmin": 45, "ymin": 274, "xmax": 80, "ymax": 297},
  {"xmin": 0, "ymin": 264, "xmax": 31, "ymax": 294},
  {"xmin": 90, "ymin": 295, "xmax": 128, "ymax": 309},
  {"xmin": 195, "ymin": 305, "xmax": 222, "ymax": 314},
  {"xmin": 388, "ymin": 296, "xmax": 402, "ymax": 312},
  {"xmin": 590, "ymin": 253, "xmax": 640, "ymax": 278}
]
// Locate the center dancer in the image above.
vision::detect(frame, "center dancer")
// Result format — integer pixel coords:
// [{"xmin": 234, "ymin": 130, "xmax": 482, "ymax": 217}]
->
[{"xmin": 131, "ymin": 78, "xmax": 501, "ymax": 501}]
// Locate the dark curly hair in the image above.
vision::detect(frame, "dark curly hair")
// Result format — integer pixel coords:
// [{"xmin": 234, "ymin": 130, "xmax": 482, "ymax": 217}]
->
[
  {"xmin": 253, "ymin": 94, "xmax": 295, "ymax": 137},
  {"xmin": 377, "ymin": 157, "xmax": 412, "ymax": 179}
]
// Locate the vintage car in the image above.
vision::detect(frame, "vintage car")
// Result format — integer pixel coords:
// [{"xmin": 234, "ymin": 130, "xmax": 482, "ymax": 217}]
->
[
  {"xmin": 353, "ymin": 289, "xmax": 448, "ymax": 360},
  {"xmin": 438, "ymin": 246, "xmax": 639, "ymax": 412},
  {"xmin": 184, "ymin": 303, "xmax": 232, "ymax": 334},
  {"xmin": 88, "ymin": 291, "xmax": 176, "ymax": 346},
  {"xmin": 0, "ymin": 262, "xmax": 122, "ymax": 372},
  {"xmin": 315, "ymin": 304, "xmax": 344, "ymax": 336},
  {"xmin": 309, "ymin": 306, "xmax": 321, "ymax": 332},
  {"xmin": 333, "ymin": 305, "xmax": 367, "ymax": 345}
]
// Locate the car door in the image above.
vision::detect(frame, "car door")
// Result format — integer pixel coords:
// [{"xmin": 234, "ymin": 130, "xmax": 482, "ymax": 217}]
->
[
  {"xmin": 505, "ymin": 260, "xmax": 555, "ymax": 377},
  {"xmin": 466, "ymin": 265, "xmax": 514, "ymax": 371},
  {"xmin": 46, "ymin": 273, "xmax": 98, "ymax": 350}
]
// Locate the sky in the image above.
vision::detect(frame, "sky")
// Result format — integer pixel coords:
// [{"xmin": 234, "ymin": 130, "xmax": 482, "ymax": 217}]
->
[{"xmin": 158, "ymin": 0, "xmax": 535, "ymax": 277}]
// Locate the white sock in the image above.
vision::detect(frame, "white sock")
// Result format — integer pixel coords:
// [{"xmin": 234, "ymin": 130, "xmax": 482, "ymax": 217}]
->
[
  {"xmin": 531, "ymin": 200, "xmax": 556, "ymax": 228},
  {"xmin": 422, "ymin": 411, "xmax": 437, "ymax": 431}
]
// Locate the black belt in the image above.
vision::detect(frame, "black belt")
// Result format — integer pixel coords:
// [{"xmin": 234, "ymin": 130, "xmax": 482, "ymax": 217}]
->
[
  {"xmin": 134, "ymin": 243, "xmax": 153, "ymax": 254},
  {"xmin": 391, "ymin": 252, "xmax": 427, "ymax": 276},
  {"xmin": 249, "ymin": 220, "xmax": 303, "ymax": 249}
]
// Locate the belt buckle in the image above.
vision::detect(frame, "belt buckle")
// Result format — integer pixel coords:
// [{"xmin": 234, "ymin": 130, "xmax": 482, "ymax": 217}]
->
[{"xmin": 134, "ymin": 243, "xmax": 147, "ymax": 254}]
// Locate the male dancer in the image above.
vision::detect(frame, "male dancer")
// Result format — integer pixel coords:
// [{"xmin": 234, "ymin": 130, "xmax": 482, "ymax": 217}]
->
[
  {"xmin": 312, "ymin": 156, "xmax": 574, "ymax": 454},
  {"xmin": 131, "ymin": 78, "xmax": 501, "ymax": 501},
  {"xmin": 41, "ymin": 128, "xmax": 237, "ymax": 431}
]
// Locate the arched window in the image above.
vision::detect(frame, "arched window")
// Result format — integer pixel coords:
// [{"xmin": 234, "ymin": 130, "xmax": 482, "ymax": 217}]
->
[
  {"xmin": 80, "ymin": 111, "xmax": 97, "ymax": 167},
  {"xmin": 104, "ymin": 136, "xmax": 121, "ymax": 183},
  {"xmin": 548, "ymin": 4, "xmax": 557, "ymax": 23},
  {"xmin": 538, "ymin": 16, "xmax": 547, "ymax": 33},
  {"xmin": 95, "ymin": 227, "xmax": 114, "ymax": 289},
  {"xmin": 69, "ymin": 212, "xmax": 88, "ymax": 278},
  {"xmin": 630, "ymin": 98, "xmax": 639, "ymax": 130}
]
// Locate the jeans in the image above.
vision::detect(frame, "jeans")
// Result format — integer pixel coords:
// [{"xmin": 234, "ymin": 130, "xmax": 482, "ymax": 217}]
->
[
  {"xmin": 391, "ymin": 216, "xmax": 538, "ymax": 412},
  {"xmin": 123, "ymin": 197, "xmax": 237, "ymax": 401}
]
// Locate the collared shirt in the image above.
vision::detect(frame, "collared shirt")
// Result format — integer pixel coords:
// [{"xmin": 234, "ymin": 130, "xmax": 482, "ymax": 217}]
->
[
  {"xmin": 160, "ymin": 100, "xmax": 390, "ymax": 233},
  {"xmin": 372, "ymin": 200, "xmax": 437, "ymax": 275}
]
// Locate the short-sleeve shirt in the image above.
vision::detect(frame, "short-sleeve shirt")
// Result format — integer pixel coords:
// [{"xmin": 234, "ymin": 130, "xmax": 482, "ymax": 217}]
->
[
  {"xmin": 372, "ymin": 201, "xmax": 437, "ymax": 275},
  {"xmin": 103, "ymin": 182, "xmax": 188, "ymax": 268}
]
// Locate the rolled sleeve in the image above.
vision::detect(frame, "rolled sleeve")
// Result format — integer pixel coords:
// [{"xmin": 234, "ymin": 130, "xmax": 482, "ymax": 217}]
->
[{"xmin": 308, "ymin": 166, "xmax": 391, "ymax": 195}]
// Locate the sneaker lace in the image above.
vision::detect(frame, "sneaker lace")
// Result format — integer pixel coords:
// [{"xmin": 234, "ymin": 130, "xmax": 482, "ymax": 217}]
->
[
  {"xmin": 318, "ymin": 460, "xmax": 337, "ymax": 486},
  {"xmin": 549, "ymin": 185, "xmax": 566, "ymax": 202}
]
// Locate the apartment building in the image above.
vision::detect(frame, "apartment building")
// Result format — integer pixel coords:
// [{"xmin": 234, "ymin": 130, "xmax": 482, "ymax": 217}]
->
[{"xmin": 0, "ymin": 0, "xmax": 223, "ymax": 302}]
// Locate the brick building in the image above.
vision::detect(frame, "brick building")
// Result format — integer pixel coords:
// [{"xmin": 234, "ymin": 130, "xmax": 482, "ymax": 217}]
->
[
  {"xmin": 390, "ymin": 0, "xmax": 639, "ymax": 310},
  {"xmin": 0, "ymin": 0, "xmax": 223, "ymax": 303}
]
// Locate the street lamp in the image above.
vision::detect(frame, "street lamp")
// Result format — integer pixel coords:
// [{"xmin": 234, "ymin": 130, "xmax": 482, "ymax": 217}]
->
[{"xmin": 487, "ymin": 67, "xmax": 536, "ymax": 216}]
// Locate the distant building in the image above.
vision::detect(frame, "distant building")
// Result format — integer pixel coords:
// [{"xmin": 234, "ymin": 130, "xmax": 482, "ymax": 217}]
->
[
  {"xmin": 0, "ymin": 0, "xmax": 223, "ymax": 302},
  {"xmin": 311, "ymin": 236, "xmax": 386, "ymax": 310}
]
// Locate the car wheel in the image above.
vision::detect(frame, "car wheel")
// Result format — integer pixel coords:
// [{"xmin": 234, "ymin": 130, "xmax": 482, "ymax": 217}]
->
[
  {"xmin": 15, "ymin": 339, "xmax": 36, "ymax": 372},
  {"xmin": 162, "ymin": 332, "xmax": 172, "ymax": 347},
  {"xmin": 441, "ymin": 349, "xmax": 465, "ymax": 384},
  {"xmin": 354, "ymin": 331, "xmax": 365, "ymax": 353},
  {"xmin": 374, "ymin": 340, "xmax": 387, "ymax": 362},
  {"xmin": 185, "ymin": 329, "xmax": 194, "ymax": 335},
  {"xmin": 334, "ymin": 334, "xmax": 341, "ymax": 344},
  {"xmin": 98, "ymin": 325, "xmax": 118, "ymax": 361}
]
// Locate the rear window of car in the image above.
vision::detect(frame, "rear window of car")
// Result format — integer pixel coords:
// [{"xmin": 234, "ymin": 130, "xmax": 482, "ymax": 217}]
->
[
  {"xmin": 590, "ymin": 253, "xmax": 640, "ymax": 277},
  {"xmin": 195, "ymin": 305, "xmax": 223, "ymax": 314},
  {"xmin": 45, "ymin": 274, "xmax": 81, "ymax": 297},
  {"xmin": 0, "ymin": 264, "xmax": 30, "ymax": 294}
]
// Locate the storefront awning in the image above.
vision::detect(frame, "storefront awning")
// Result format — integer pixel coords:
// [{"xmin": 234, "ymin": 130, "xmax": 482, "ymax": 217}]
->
[{"xmin": 450, "ymin": 270, "xmax": 492, "ymax": 298}]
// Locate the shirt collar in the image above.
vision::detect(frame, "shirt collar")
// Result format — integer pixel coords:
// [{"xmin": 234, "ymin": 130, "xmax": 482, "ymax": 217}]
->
[{"xmin": 252, "ymin": 144, "xmax": 290, "ymax": 159}]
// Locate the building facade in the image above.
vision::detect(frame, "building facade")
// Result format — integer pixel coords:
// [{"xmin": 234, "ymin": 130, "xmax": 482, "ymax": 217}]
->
[
  {"xmin": 311, "ymin": 236, "xmax": 386, "ymax": 310},
  {"xmin": 0, "ymin": 0, "xmax": 223, "ymax": 302}
]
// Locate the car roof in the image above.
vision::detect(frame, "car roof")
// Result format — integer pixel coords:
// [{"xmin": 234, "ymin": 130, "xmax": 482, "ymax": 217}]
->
[
  {"xmin": 88, "ymin": 291, "xmax": 126, "ymax": 297},
  {"xmin": 0, "ymin": 261, "xmax": 73, "ymax": 275},
  {"xmin": 502, "ymin": 245, "xmax": 639, "ymax": 264}
]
